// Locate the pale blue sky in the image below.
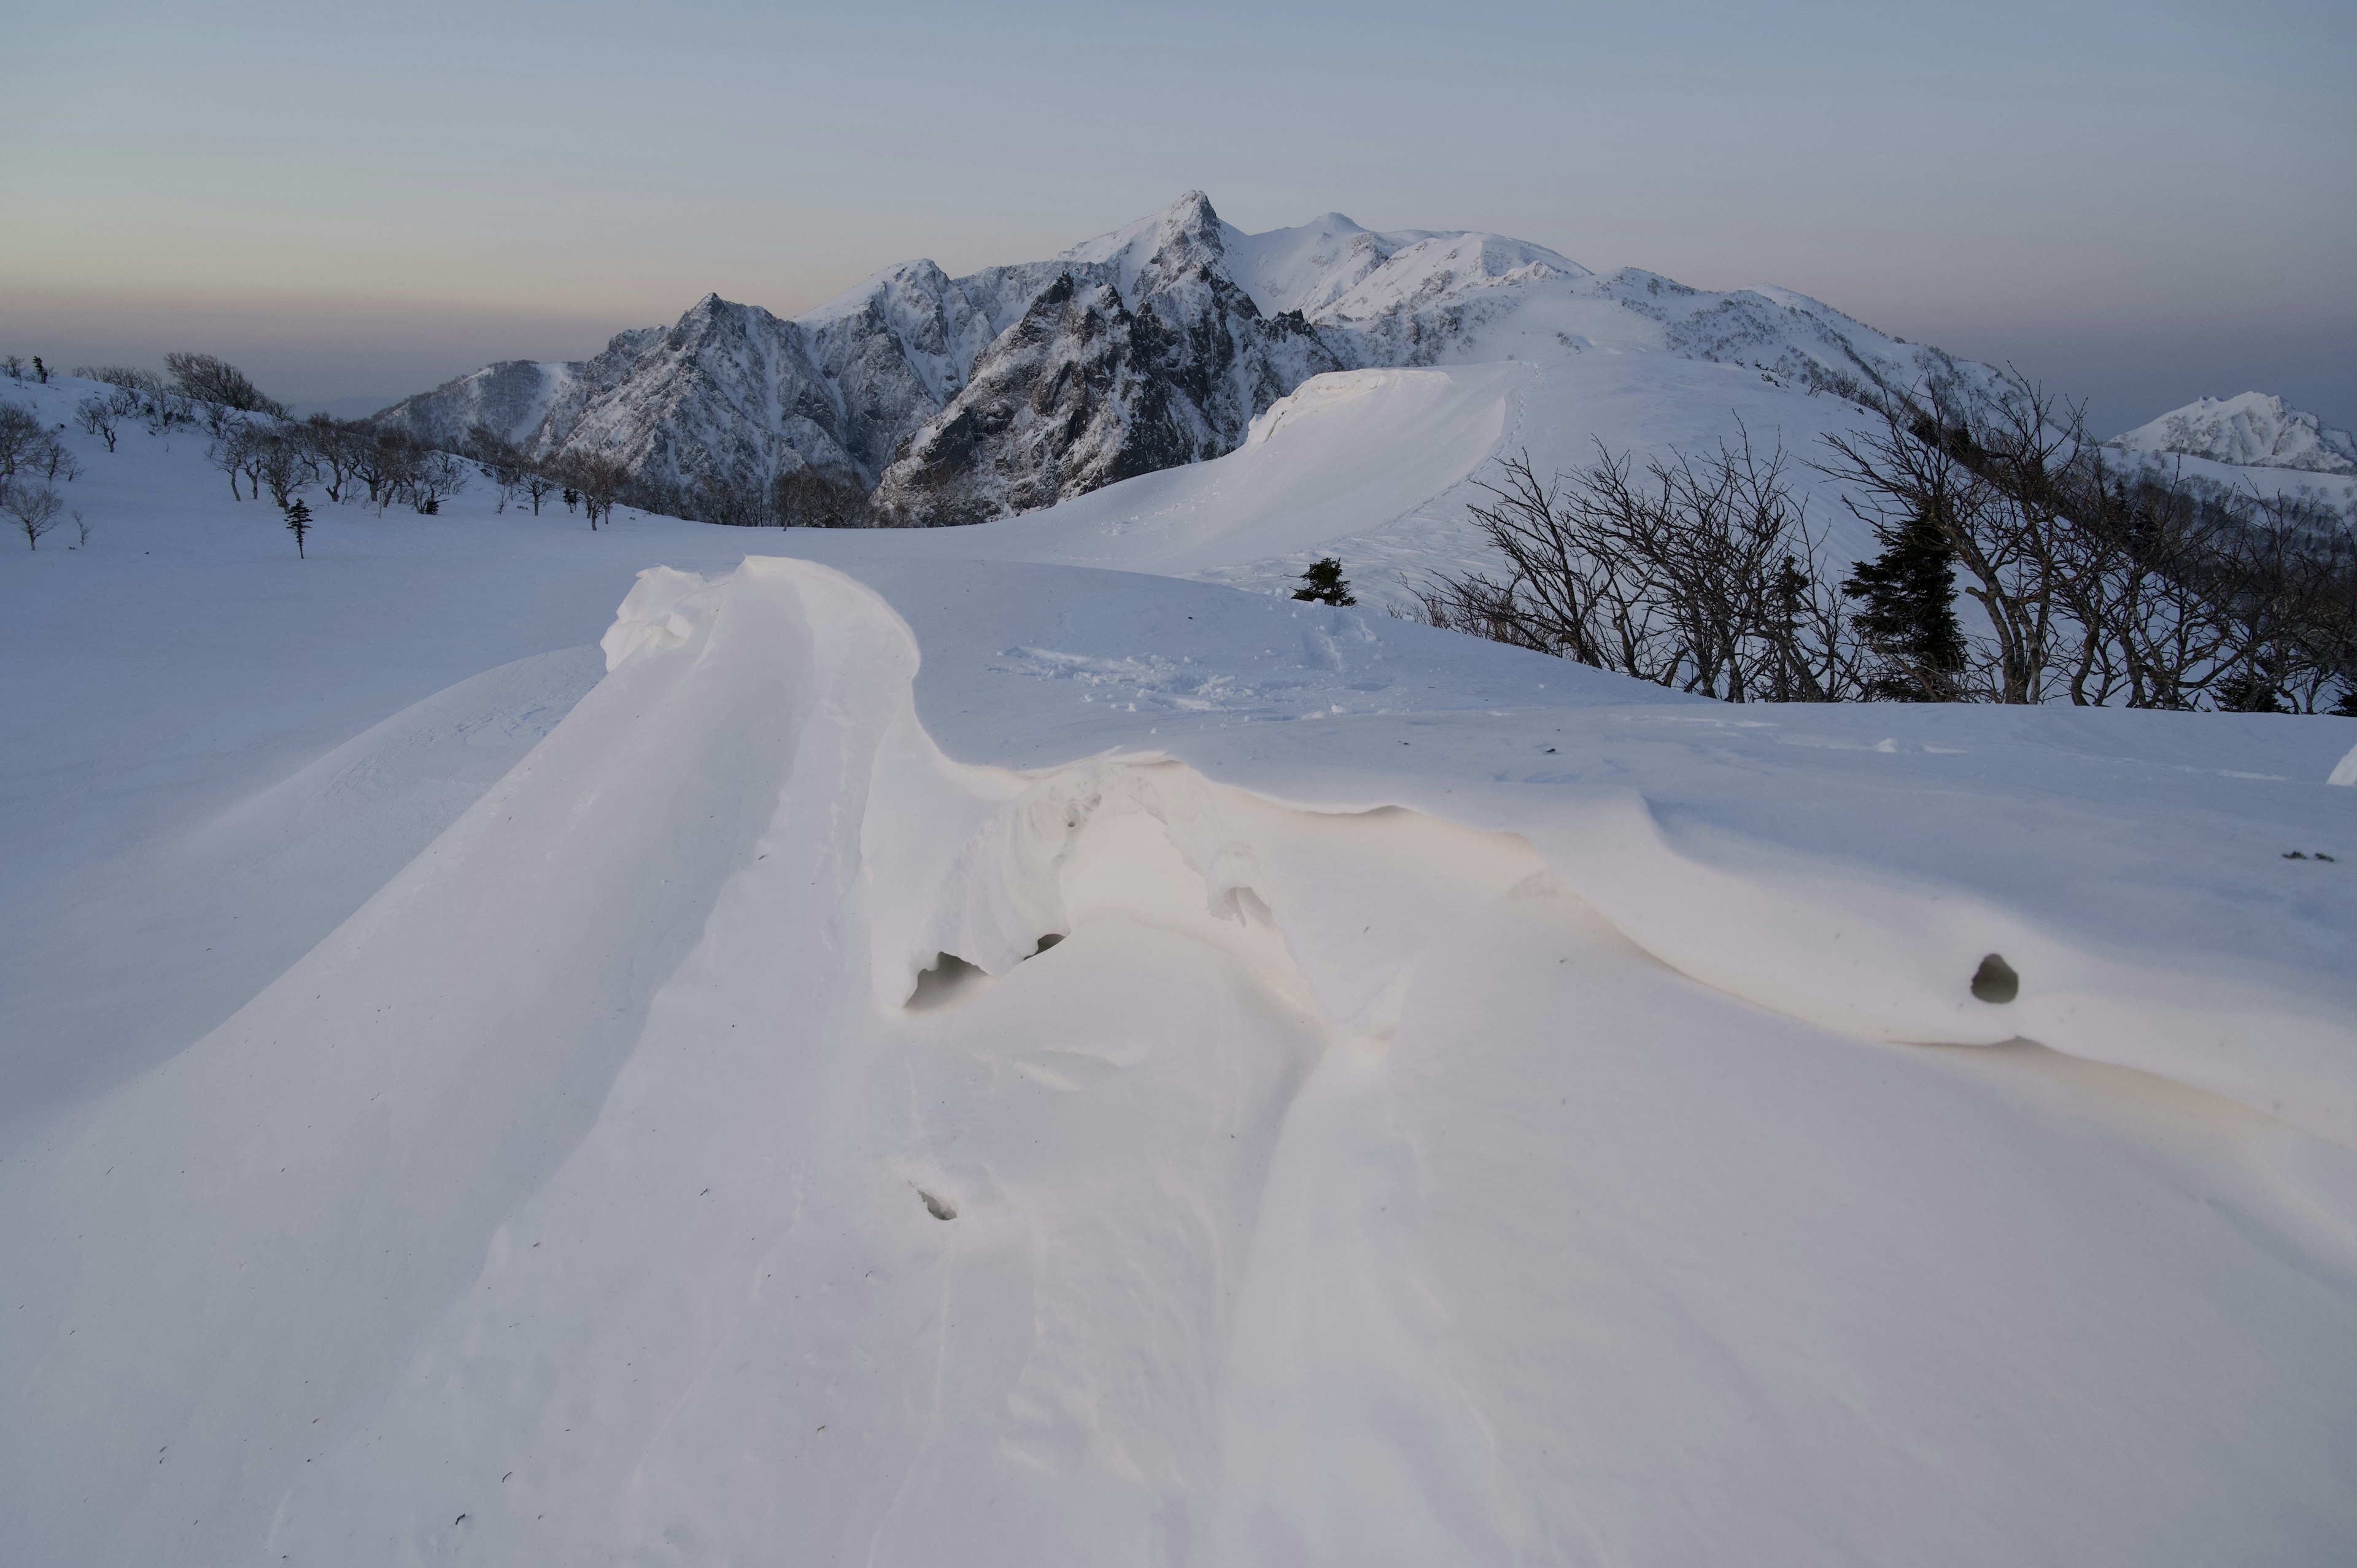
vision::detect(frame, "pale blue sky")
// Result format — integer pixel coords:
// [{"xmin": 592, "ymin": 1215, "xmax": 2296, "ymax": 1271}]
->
[{"xmin": 4, "ymin": 0, "xmax": 2350, "ymax": 433}]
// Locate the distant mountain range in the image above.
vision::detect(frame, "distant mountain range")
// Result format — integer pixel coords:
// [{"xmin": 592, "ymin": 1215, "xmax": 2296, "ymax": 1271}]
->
[
  {"xmin": 2105, "ymin": 392, "xmax": 2357, "ymax": 476},
  {"xmin": 374, "ymin": 193, "xmax": 2006, "ymax": 525}
]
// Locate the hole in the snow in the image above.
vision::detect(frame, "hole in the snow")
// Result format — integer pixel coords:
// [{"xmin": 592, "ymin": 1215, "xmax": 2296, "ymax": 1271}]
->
[
  {"xmin": 1031, "ymin": 932, "xmax": 1064, "ymax": 955},
  {"xmin": 906, "ymin": 952, "xmax": 986, "ymax": 1011},
  {"xmin": 1970, "ymin": 953, "xmax": 2019, "ymax": 1004},
  {"xmin": 918, "ymin": 1189, "xmax": 958, "ymax": 1221}
]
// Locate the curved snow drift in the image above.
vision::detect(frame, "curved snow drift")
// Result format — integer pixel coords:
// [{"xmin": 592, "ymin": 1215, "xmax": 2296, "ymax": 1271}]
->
[{"xmin": 4, "ymin": 558, "xmax": 2353, "ymax": 1565}]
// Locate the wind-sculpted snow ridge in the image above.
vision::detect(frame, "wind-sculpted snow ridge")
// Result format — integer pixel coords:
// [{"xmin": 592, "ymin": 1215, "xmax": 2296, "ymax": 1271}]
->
[
  {"xmin": 6, "ymin": 555, "xmax": 2355, "ymax": 1566},
  {"xmin": 376, "ymin": 191, "xmax": 2005, "ymax": 524}
]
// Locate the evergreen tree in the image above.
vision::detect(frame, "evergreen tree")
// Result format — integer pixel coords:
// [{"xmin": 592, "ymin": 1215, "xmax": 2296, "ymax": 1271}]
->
[
  {"xmin": 284, "ymin": 498, "xmax": 313, "ymax": 558},
  {"xmin": 1841, "ymin": 505, "xmax": 1964, "ymax": 700},
  {"xmin": 1292, "ymin": 557, "xmax": 1355, "ymax": 606},
  {"xmin": 2216, "ymin": 661, "xmax": 2289, "ymax": 714}
]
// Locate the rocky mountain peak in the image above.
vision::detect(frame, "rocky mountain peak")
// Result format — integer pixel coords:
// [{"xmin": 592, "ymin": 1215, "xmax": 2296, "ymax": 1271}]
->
[
  {"xmin": 377, "ymin": 193, "xmax": 1997, "ymax": 528},
  {"xmin": 2107, "ymin": 392, "xmax": 2357, "ymax": 475}
]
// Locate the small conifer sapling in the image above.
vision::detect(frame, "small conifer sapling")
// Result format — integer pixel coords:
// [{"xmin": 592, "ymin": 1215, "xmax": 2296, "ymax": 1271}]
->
[
  {"xmin": 284, "ymin": 498, "xmax": 313, "ymax": 558},
  {"xmin": 1292, "ymin": 557, "xmax": 1356, "ymax": 606}
]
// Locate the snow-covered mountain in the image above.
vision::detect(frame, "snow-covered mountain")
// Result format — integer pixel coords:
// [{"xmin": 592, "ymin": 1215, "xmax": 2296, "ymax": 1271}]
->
[
  {"xmin": 377, "ymin": 192, "xmax": 1992, "ymax": 523},
  {"xmin": 2107, "ymin": 391, "xmax": 2357, "ymax": 475}
]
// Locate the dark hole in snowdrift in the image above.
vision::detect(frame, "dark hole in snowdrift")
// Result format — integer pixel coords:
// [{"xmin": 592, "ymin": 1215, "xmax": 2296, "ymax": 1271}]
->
[
  {"xmin": 1970, "ymin": 953, "xmax": 2019, "ymax": 1004},
  {"xmin": 906, "ymin": 952, "xmax": 986, "ymax": 1011},
  {"xmin": 904, "ymin": 939, "xmax": 1064, "ymax": 1011},
  {"xmin": 918, "ymin": 1189, "xmax": 958, "ymax": 1221}
]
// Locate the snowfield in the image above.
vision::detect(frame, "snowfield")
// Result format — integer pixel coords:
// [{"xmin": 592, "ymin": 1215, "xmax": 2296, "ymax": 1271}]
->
[{"xmin": 2, "ymin": 372, "xmax": 2355, "ymax": 1566}]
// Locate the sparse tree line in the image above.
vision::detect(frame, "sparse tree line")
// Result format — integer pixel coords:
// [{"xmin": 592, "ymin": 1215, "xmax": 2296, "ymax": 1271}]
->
[
  {"xmin": 643, "ymin": 465, "xmax": 875, "ymax": 530},
  {"xmin": 6, "ymin": 349, "xmax": 663, "ymax": 552},
  {"xmin": 1413, "ymin": 373, "xmax": 2357, "ymax": 714},
  {"xmin": 1, "ymin": 389, "xmax": 85, "ymax": 550},
  {"xmin": 15, "ymin": 346, "xmax": 891, "ymax": 543}
]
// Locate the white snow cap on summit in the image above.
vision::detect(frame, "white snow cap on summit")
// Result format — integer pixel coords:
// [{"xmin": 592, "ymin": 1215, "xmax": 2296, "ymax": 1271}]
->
[
  {"xmin": 2108, "ymin": 392, "xmax": 2357, "ymax": 475},
  {"xmin": 1219, "ymin": 207, "xmax": 1589, "ymax": 320}
]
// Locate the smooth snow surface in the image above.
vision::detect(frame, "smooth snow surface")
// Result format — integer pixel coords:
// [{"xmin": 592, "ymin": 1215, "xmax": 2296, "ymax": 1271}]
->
[{"xmin": 4, "ymin": 374, "xmax": 2356, "ymax": 1567}]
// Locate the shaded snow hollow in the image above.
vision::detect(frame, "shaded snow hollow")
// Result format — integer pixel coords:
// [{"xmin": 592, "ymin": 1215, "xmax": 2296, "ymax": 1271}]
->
[{"xmin": 4, "ymin": 555, "xmax": 2353, "ymax": 1566}]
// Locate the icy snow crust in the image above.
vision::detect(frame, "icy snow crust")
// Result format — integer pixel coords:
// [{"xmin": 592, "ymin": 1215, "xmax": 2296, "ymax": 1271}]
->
[{"xmin": 4, "ymin": 377, "xmax": 2357, "ymax": 1564}]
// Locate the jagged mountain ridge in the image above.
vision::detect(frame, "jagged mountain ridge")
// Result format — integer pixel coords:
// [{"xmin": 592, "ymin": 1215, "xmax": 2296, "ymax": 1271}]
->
[
  {"xmin": 2105, "ymin": 392, "xmax": 2357, "ymax": 476},
  {"xmin": 377, "ymin": 192, "xmax": 1987, "ymax": 523}
]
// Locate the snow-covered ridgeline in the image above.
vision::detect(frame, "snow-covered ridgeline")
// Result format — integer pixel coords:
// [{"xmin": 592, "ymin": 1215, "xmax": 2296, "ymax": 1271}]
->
[
  {"xmin": 2109, "ymin": 391, "xmax": 2357, "ymax": 475},
  {"xmin": 374, "ymin": 191, "xmax": 1997, "ymax": 523}
]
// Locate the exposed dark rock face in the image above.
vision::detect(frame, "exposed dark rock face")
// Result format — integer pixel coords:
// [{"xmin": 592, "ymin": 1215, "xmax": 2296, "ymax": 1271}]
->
[{"xmin": 870, "ymin": 196, "xmax": 1350, "ymax": 523}]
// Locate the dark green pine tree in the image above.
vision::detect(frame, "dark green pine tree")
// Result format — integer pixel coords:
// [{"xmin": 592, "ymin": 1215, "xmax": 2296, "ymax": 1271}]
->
[
  {"xmin": 1292, "ymin": 557, "xmax": 1356, "ymax": 606},
  {"xmin": 1841, "ymin": 506, "xmax": 1964, "ymax": 700},
  {"xmin": 284, "ymin": 498, "xmax": 313, "ymax": 558},
  {"xmin": 2216, "ymin": 658, "xmax": 2290, "ymax": 714}
]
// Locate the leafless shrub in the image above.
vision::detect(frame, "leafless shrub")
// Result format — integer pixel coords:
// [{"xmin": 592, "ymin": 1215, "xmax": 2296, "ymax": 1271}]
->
[
  {"xmin": 6, "ymin": 482, "xmax": 64, "ymax": 550},
  {"xmin": 403, "ymin": 449, "xmax": 470, "ymax": 514},
  {"xmin": 1817, "ymin": 371, "xmax": 2357, "ymax": 711},
  {"xmin": 0, "ymin": 403, "xmax": 47, "ymax": 480},
  {"xmin": 165, "ymin": 352, "xmax": 284, "ymax": 416},
  {"xmin": 1422, "ymin": 434, "xmax": 1861, "ymax": 701},
  {"xmin": 556, "ymin": 452, "xmax": 629, "ymax": 529},
  {"xmin": 75, "ymin": 396, "xmax": 120, "ymax": 452}
]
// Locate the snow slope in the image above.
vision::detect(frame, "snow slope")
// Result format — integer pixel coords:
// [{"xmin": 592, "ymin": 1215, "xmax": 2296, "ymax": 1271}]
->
[
  {"xmin": 862, "ymin": 351, "xmax": 1895, "ymax": 602},
  {"xmin": 3, "ymin": 372, "xmax": 2356, "ymax": 1566}
]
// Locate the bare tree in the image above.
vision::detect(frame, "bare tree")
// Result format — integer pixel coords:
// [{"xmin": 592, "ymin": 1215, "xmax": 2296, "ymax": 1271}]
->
[
  {"xmin": 75, "ymin": 396, "xmax": 120, "ymax": 452},
  {"xmin": 295, "ymin": 415, "xmax": 363, "ymax": 504},
  {"xmin": 521, "ymin": 466, "xmax": 559, "ymax": 516},
  {"xmin": 1422, "ymin": 435, "xmax": 1860, "ymax": 702},
  {"xmin": 403, "ymin": 450, "xmax": 470, "ymax": 514},
  {"xmin": 1813, "ymin": 371, "xmax": 2357, "ymax": 712},
  {"xmin": 350, "ymin": 429, "xmax": 421, "ymax": 511},
  {"xmin": 165, "ymin": 352, "xmax": 284, "ymax": 415},
  {"xmin": 772, "ymin": 468, "xmax": 872, "ymax": 528},
  {"xmin": 254, "ymin": 425, "xmax": 316, "ymax": 509},
  {"xmin": 0, "ymin": 403, "xmax": 44, "ymax": 480},
  {"xmin": 466, "ymin": 423, "xmax": 525, "ymax": 512},
  {"xmin": 559, "ymin": 452, "xmax": 629, "ymax": 530},
  {"xmin": 6, "ymin": 482, "xmax": 64, "ymax": 550}
]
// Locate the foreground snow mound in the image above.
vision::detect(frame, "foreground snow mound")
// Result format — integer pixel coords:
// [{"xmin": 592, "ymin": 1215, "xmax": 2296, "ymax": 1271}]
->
[
  {"xmin": 4, "ymin": 559, "xmax": 2355, "ymax": 1566},
  {"xmin": 2108, "ymin": 391, "xmax": 2357, "ymax": 475}
]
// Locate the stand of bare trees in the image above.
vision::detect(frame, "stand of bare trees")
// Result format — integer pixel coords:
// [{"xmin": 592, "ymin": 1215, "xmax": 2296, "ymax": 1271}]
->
[
  {"xmin": 1817, "ymin": 374, "xmax": 2356, "ymax": 711},
  {"xmin": 207, "ymin": 418, "xmax": 470, "ymax": 516},
  {"xmin": 1418, "ymin": 374, "xmax": 2356, "ymax": 713},
  {"xmin": 0, "ymin": 402, "xmax": 81, "ymax": 487},
  {"xmin": 1412, "ymin": 434, "xmax": 1862, "ymax": 702}
]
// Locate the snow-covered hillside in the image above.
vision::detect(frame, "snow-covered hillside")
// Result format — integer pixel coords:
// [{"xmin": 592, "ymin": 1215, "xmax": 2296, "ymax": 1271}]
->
[
  {"xmin": 3, "ymin": 371, "xmax": 2355, "ymax": 1566},
  {"xmin": 377, "ymin": 192, "xmax": 1996, "ymax": 524}
]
